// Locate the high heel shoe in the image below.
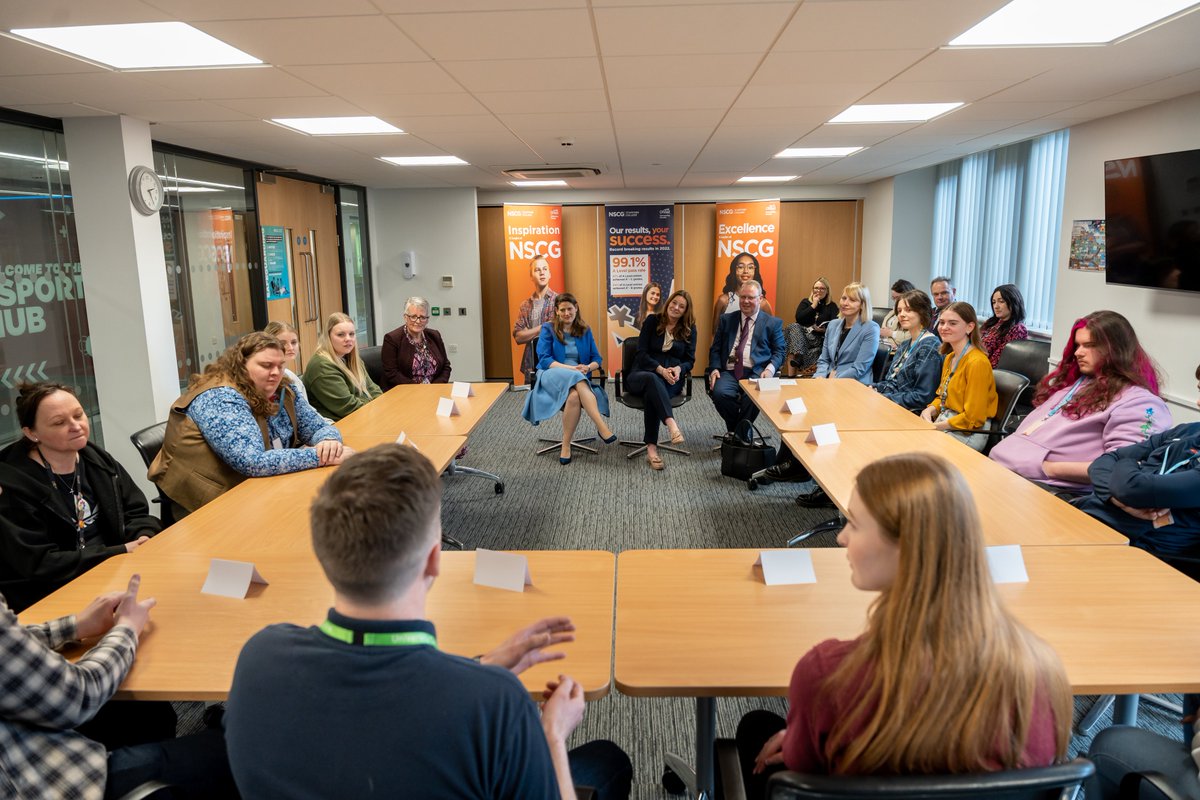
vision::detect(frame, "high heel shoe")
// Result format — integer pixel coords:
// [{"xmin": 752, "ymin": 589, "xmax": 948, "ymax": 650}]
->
[
  {"xmin": 559, "ymin": 456, "xmax": 572, "ymax": 465},
  {"xmin": 669, "ymin": 428, "xmax": 685, "ymax": 445},
  {"xmin": 600, "ymin": 432, "xmax": 618, "ymax": 444}
]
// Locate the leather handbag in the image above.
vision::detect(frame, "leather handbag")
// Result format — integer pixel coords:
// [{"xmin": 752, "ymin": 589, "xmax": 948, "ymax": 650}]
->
[{"xmin": 720, "ymin": 419, "xmax": 777, "ymax": 480}]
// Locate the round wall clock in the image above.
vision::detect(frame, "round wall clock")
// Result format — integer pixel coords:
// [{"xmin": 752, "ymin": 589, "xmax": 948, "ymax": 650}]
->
[{"xmin": 128, "ymin": 165, "xmax": 164, "ymax": 215}]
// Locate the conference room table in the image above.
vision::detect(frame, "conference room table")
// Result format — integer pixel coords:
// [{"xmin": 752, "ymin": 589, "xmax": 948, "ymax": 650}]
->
[
  {"xmin": 615, "ymin": 547, "xmax": 1200, "ymax": 798},
  {"xmin": 337, "ymin": 381, "xmax": 507, "ymax": 439},
  {"xmin": 781, "ymin": 430, "xmax": 1128, "ymax": 547},
  {"xmin": 22, "ymin": 549, "xmax": 616, "ymax": 702},
  {"xmin": 740, "ymin": 377, "xmax": 935, "ymax": 433}
]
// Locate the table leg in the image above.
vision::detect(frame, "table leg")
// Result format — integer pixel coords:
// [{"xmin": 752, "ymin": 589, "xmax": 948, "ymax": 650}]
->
[
  {"xmin": 696, "ymin": 696, "xmax": 716, "ymax": 799},
  {"xmin": 1113, "ymin": 694, "xmax": 1139, "ymax": 726}
]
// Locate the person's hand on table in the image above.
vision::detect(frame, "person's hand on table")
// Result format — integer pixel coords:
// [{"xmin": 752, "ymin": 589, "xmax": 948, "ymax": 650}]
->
[
  {"xmin": 125, "ymin": 535, "xmax": 151, "ymax": 553},
  {"xmin": 753, "ymin": 728, "xmax": 787, "ymax": 774},
  {"xmin": 312, "ymin": 438, "xmax": 344, "ymax": 466},
  {"xmin": 919, "ymin": 406, "xmax": 937, "ymax": 423},
  {"xmin": 113, "ymin": 574, "xmax": 156, "ymax": 640},
  {"xmin": 541, "ymin": 674, "xmax": 585, "ymax": 742},
  {"xmin": 479, "ymin": 616, "xmax": 575, "ymax": 675},
  {"xmin": 75, "ymin": 590, "xmax": 127, "ymax": 640}
]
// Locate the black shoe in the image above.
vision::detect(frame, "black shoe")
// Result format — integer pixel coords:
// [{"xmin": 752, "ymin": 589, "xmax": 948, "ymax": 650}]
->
[
  {"xmin": 795, "ymin": 487, "xmax": 835, "ymax": 508},
  {"xmin": 754, "ymin": 459, "xmax": 807, "ymax": 486}
]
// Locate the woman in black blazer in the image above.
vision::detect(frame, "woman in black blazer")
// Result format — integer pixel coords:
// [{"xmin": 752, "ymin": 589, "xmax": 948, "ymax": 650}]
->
[
  {"xmin": 624, "ymin": 290, "xmax": 697, "ymax": 470},
  {"xmin": 380, "ymin": 297, "xmax": 452, "ymax": 389}
]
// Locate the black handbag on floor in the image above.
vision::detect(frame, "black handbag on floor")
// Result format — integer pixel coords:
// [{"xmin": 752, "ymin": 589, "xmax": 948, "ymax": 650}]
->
[{"xmin": 720, "ymin": 419, "xmax": 776, "ymax": 480}]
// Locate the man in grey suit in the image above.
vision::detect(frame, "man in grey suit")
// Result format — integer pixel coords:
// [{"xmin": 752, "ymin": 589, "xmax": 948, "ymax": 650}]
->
[{"xmin": 707, "ymin": 280, "xmax": 785, "ymax": 441}]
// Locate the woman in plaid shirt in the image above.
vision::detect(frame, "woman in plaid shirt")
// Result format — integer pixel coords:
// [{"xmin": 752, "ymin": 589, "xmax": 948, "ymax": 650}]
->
[{"xmin": 0, "ymin": 575, "xmax": 234, "ymax": 798}]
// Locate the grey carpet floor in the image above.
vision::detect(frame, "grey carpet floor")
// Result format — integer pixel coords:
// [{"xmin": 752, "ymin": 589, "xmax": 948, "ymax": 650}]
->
[{"xmin": 180, "ymin": 378, "xmax": 1186, "ymax": 798}]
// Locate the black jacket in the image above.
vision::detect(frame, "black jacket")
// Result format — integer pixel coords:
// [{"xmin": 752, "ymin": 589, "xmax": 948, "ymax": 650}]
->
[{"xmin": 0, "ymin": 441, "xmax": 161, "ymax": 611}]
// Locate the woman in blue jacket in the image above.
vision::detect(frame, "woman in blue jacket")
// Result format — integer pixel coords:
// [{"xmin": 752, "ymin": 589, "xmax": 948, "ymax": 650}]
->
[
  {"xmin": 814, "ymin": 283, "xmax": 881, "ymax": 384},
  {"xmin": 872, "ymin": 290, "xmax": 942, "ymax": 411},
  {"xmin": 521, "ymin": 293, "xmax": 616, "ymax": 464}
]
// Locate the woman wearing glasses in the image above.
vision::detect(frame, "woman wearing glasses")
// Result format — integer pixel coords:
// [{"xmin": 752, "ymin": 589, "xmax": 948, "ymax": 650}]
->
[{"xmin": 381, "ymin": 297, "xmax": 452, "ymax": 389}]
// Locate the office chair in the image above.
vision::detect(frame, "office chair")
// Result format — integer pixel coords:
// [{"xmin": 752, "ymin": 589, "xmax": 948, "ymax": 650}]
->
[
  {"xmin": 713, "ymin": 739, "xmax": 1094, "ymax": 800},
  {"xmin": 359, "ymin": 344, "xmax": 384, "ymax": 387},
  {"xmin": 525, "ymin": 368, "xmax": 607, "ymax": 458},
  {"xmin": 871, "ymin": 343, "xmax": 894, "ymax": 383},
  {"xmin": 129, "ymin": 422, "xmax": 176, "ymax": 527},
  {"xmin": 949, "ymin": 369, "xmax": 1030, "ymax": 455},
  {"xmin": 995, "ymin": 339, "xmax": 1051, "ymax": 431},
  {"xmin": 613, "ymin": 337, "xmax": 692, "ymax": 458}
]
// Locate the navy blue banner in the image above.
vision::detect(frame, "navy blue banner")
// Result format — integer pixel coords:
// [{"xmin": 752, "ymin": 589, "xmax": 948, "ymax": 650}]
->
[{"xmin": 603, "ymin": 204, "xmax": 674, "ymax": 373}]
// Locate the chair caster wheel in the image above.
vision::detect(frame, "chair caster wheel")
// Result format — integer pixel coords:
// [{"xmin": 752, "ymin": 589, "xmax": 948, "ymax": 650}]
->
[
  {"xmin": 495, "ymin": 483, "xmax": 505, "ymax": 495},
  {"xmin": 662, "ymin": 766, "xmax": 687, "ymax": 795},
  {"xmin": 747, "ymin": 477, "xmax": 759, "ymax": 491}
]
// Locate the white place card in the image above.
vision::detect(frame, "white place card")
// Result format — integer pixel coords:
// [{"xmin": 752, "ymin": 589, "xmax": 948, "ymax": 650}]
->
[
  {"xmin": 395, "ymin": 431, "xmax": 407, "ymax": 444},
  {"xmin": 473, "ymin": 549, "xmax": 532, "ymax": 592},
  {"xmin": 201, "ymin": 558, "xmax": 268, "ymax": 599},
  {"xmin": 757, "ymin": 377, "xmax": 782, "ymax": 392},
  {"xmin": 782, "ymin": 397, "xmax": 807, "ymax": 415},
  {"xmin": 754, "ymin": 550, "xmax": 817, "ymax": 586},
  {"xmin": 451, "ymin": 381, "xmax": 475, "ymax": 398},
  {"xmin": 986, "ymin": 544, "xmax": 1029, "ymax": 584},
  {"xmin": 779, "ymin": 379, "xmax": 797, "ymax": 386},
  {"xmin": 436, "ymin": 397, "xmax": 460, "ymax": 417},
  {"xmin": 804, "ymin": 422, "xmax": 841, "ymax": 446}
]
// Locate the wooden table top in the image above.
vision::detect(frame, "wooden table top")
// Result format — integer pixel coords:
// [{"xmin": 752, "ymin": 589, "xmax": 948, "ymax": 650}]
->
[
  {"xmin": 741, "ymin": 378, "xmax": 934, "ymax": 433},
  {"xmin": 21, "ymin": 550, "xmax": 615, "ymax": 702},
  {"xmin": 337, "ymin": 382, "xmax": 508, "ymax": 438},
  {"xmin": 781, "ymin": 430, "xmax": 1127, "ymax": 547},
  {"xmin": 614, "ymin": 548, "xmax": 1200, "ymax": 698}
]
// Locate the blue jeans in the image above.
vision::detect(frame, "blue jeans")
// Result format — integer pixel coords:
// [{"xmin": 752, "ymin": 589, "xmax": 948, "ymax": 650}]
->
[{"xmin": 569, "ymin": 739, "xmax": 633, "ymax": 800}]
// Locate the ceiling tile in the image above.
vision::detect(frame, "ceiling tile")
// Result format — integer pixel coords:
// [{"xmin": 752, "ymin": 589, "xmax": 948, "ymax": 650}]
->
[
  {"xmin": 608, "ymin": 86, "xmax": 738, "ymax": 111},
  {"xmin": 734, "ymin": 83, "xmax": 874, "ymax": 109},
  {"xmin": 216, "ymin": 96, "xmax": 368, "ymax": 118},
  {"xmin": 441, "ymin": 58, "xmax": 603, "ymax": 93},
  {"xmin": 412, "ymin": 130, "xmax": 540, "ymax": 164},
  {"xmin": 391, "ymin": 9, "xmax": 594, "ymax": 61},
  {"xmin": 774, "ymin": 0, "xmax": 1006, "ymax": 52},
  {"xmin": 0, "ymin": 0, "xmax": 168, "ymax": 28},
  {"xmin": 1102, "ymin": 69, "xmax": 1200, "ymax": 102},
  {"xmin": 498, "ymin": 111, "xmax": 613, "ymax": 132},
  {"xmin": 284, "ymin": 63, "xmax": 462, "ymax": 95},
  {"xmin": 0, "ymin": 37, "xmax": 107, "ymax": 76},
  {"xmin": 121, "ymin": 99, "xmax": 255, "ymax": 123},
  {"xmin": 754, "ymin": 49, "xmax": 929, "ymax": 86},
  {"xmin": 613, "ymin": 108, "xmax": 724, "ymax": 128},
  {"xmin": 858, "ymin": 81, "xmax": 1008, "ymax": 104},
  {"xmin": 139, "ymin": 67, "xmax": 326, "ymax": 99},
  {"xmin": 0, "ymin": 72, "xmax": 181, "ymax": 107},
  {"xmin": 894, "ymin": 47, "xmax": 1071, "ymax": 84},
  {"xmin": 594, "ymin": 3, "xmax": 792, "ymax": 56},
  {"xmin": 393, "ymin": 114, "xmax": 509, "ymax": 135},
  {"xmin": 195, "ymin": 17, "xmax": 426, "ymax": 65},
  {"xmin": 351, "ymin": 93, "xmax": 490, "ymax": 117},
  {"xmin": 474, "ymin": 89, "xmax": 609, "ymax": 114},
  {"xmin": 603, "ymin": 54, "xmax": 760, "ymax": 89},
  {"xmin": 141, "ymin": 0, "xmax": 382, "ymax": 20},
  {"xmin": 6, "ymin": 102, "xmax": 118, "ymax": 118},
  {"xmin": 376, "ymin": 0, "xmax": 583, "ymax": 11}
]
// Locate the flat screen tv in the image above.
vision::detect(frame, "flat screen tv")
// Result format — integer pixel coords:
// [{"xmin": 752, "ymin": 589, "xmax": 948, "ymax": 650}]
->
[{"xmin": 1104, "ymin": 147, "xmax": 1200, "ymax": 293}]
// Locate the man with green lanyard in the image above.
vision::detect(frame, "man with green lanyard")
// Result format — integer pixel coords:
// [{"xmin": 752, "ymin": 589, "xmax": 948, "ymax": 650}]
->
[{"xmin": 224, "ymin": 444, "xmax": 631, "ymax": 799}]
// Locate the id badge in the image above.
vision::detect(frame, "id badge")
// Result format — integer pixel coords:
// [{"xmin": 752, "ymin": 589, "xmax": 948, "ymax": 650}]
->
[
  {"xmin": 271, "ymin": 437, "xmax": 284, "ymax": 450},
  {"xmin": 1022, "ymin": 416, "xmax": 1048, "ymax": 436}
]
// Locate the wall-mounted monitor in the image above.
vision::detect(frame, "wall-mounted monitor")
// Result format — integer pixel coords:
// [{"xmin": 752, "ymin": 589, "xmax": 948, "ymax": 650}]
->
[{"xmin": 1104, "ymin": 148, "xmax": 1200, "ymax": 293}]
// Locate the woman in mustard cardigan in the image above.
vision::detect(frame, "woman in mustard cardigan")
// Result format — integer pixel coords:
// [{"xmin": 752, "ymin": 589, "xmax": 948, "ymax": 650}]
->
[{"xmin": 920, "ymin": 301, "xmax": 997, "ymax": 451}]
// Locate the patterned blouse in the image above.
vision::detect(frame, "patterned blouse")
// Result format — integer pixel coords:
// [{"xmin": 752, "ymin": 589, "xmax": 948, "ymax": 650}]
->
[
  {"xmin": 981, "ymin": 321, "xmax": 1028, "ymax": 367},
  {"xmin": 409, "ymin": 333, "xmax": 439, "ymax": 384}
]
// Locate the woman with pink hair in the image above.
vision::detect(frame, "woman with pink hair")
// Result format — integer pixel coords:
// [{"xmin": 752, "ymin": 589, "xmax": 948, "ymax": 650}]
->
[{"xmin": 990, "ymin": 310, "xmax": 1171, "ymax": 494}]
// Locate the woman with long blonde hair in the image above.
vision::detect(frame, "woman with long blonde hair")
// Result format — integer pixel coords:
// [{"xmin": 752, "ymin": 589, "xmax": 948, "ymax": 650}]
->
[
  {"xmin": 303, "ymin": 312, "xmax": 382, "ymax": 421},
  {"xmin": 734, "ymin": 452, "xmax": 1071, "ymax": 793}
]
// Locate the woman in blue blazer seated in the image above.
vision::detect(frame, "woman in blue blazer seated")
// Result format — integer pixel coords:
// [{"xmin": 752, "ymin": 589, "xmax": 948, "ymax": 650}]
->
[
  {"xmin": 625, "ymin": 290, "xmax": 697, "ymax": 471},
  {"xmin": 814, "ymin": 282, "xmax": 881, "ymax": 384},
  {"xmin": 521, "ymin": 293, "xmax": 616, "ymax": 464}
]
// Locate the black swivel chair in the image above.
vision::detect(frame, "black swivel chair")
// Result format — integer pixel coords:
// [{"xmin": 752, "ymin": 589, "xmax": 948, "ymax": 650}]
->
[
  {"xmin": 713, "ymin": 739, "xmax": 1094, "ymax": 800},
  {"xmin": 871, "ymin": 343, "xmax": 894, "ymax": 383},
  {"xmin": 359, "ymin": 344, "xmax": 384, "ymax": 387},
  {"xmin": 996, "ymin": 339, "xmax": 1051, "ymax": 432},
  {"xmin": 949, "ymin": 368, "xmax": 1030, "ymax": 456},
  {"xmin": 871, "ymin": 306, "xmax": 891, "ymax": 327},
  {"xmin": 129, "ymin": 422, "xmax": 175, "ymax": 527},
  {"xmin": 613, "ymin": 337, "xmax": 692, "ymax": 459}
]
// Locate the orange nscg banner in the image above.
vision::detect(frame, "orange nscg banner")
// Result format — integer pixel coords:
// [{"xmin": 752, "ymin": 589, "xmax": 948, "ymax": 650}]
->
[
  {"xmin": 504, "ymin": 204, "xmax": 564, "ymax": 384},
  {"xmin": 712, "ymin": 200, "xmax": 779, "ymax": 320}
]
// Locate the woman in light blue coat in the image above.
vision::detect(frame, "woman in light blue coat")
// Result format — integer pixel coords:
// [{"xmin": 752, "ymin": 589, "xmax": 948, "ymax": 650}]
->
[
  {"xmin": 521, "ymin": 293, "xmax": 616, "ymax": 464},
  {"xmin": 814, "ymin": 282, "xmax": 881, "ymax": 384}
]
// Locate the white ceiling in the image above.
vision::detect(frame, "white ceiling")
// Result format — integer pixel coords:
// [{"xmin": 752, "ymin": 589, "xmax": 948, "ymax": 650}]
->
[{"xmin": 1, "ymin": 0, "xmax": 1198, "ymax": 190}]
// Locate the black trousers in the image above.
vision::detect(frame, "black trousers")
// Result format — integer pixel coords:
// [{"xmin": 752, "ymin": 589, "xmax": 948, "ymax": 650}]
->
[
  {"xmin": 625, "ymin": 369, "xmax": 683, "ymax": 444},
  {"xmin": 721, "ymin": 709, "xmax": 788, "ymax": 799}
]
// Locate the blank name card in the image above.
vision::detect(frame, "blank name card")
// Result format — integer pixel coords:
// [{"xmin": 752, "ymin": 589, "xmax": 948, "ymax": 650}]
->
[
  {"xmin": 436, "ymin": 397, "xmax": 460, "ymax": 417},
  {"xmin": 782, "ymin": 397, "xmax": 807, "ymax": 414},
  {"xmin": 394, "ymin": 431, "xmax": 419, "ymax": 450},
  {"xmin": 805, "ymin": 422, "xmax": 840, "ymax": 446},
  {"xmin": 201, "ymin": 558, "xmax": 269, "ymax": 599},
  {"xmin": 451, "ymin": 381, "xmax": 475, "ymax": 398},
  {"xmin": 757, "ymin": 377, "xmax": 782, "ymax": 392},
  {"xmin": 473, "ymin": 549, "xmax": 532, "ymax": 592},
  {"xmin": 755, "ymin": 550, "xmax": 817, "ymax": 586},
  {"xmin": 986, "ymin": 545, "xmax": 1029, "ymax": 584}
]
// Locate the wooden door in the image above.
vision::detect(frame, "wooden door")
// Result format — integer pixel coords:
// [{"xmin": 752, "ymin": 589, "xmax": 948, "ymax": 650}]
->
[{"xmin": 256, "ymin": 175, "xmax": 342, "ymax": 369}]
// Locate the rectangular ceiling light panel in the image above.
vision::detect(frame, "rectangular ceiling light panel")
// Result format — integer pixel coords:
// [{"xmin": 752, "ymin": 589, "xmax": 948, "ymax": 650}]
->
[
  {"xmin": 10, "ymin": 22, "xmax": 261, "ymax": 69},
  {"xmin": 271, "ymin": 117, "xmax": 404, "ymax": 136},
  {"xmin": 949, "ymin": 0, "xmax": 1200, "ymax": 46},
  {"xmin": 829, "ymin": 103, "xmax": 964, "ymax": 123}
]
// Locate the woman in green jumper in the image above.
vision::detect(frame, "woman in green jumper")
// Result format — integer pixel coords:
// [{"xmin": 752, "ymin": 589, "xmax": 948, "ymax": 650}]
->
[{"xmin": 303, "ymin": 312, "xmax": 382, "ymax": 421}]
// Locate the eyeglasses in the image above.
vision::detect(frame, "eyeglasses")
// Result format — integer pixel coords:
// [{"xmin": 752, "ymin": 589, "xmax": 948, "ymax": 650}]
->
[{"xmin": 405, "ymin": 314, "xmax": 429, "ymax": 322}]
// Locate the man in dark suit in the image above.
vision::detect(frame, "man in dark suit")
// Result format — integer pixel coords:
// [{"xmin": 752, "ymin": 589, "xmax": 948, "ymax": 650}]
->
[{"xmin": 707, "ymin": 280, "xmax": 786, "ymax": 440}]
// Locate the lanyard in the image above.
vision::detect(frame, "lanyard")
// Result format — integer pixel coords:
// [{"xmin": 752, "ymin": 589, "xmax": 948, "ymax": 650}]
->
[
  {"xmin": 890, "ymin": 332, "xmax": 931, "ymax": 378},
  {"xmin": 319, "ymin": 619, "xmax": 438, "ymax": 648},
  {"xmin": 937, "ymin": 343, "xmax": 971, "ymax": 405},
  {"xmin": 1159, "ymin": 443, "xmax": 1198, "ymax": 476},
  {"xmin": 1045, "ymin": 377, "xmax": 1086, "ymax": 419}
]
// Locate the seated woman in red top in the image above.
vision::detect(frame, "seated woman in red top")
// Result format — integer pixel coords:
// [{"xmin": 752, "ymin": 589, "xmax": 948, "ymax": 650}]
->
[{"xmin": 731, "ymin": 452, "xmax": 1071, "ymax": 796}]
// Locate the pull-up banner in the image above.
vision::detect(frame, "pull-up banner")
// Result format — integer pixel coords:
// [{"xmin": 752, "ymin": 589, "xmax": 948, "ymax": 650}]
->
[
  {"xmin": 712, "ymin": 199, "xmax": 779, "ymax": 321},
  {"xmin": 604, "ymin": 204, "xmax": 674, "ymax": 376},
  {"xmin": 504, "ymin": 204, "xmax": 564, "ymax": 384}
]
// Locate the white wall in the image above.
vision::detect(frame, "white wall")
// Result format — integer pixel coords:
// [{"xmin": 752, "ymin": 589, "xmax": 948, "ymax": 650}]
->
[
  {"xmin": 1055, "ymin": 91, "xmax": 1200, "ymax": 422},
  {"xmin": 860, "ymin": 178, "xmax": 894, "ymax": 304},
  {"xmin": 889, "ymin": 167, "xmax": 937, "ymax": 288},
  {"xmin": 367, "ymin": 187, "xmax": 485, "ymax": 381}
]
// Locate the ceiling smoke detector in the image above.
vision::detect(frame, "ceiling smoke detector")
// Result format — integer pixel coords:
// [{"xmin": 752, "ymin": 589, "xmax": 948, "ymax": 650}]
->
[{"xmin": 501, "ymin": 166, "xmax": 603, "ymax": 180}]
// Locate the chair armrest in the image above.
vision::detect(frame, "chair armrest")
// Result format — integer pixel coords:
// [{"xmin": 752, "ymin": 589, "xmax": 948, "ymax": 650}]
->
[
  {"xmin": 715, "ymin": 738, "xmax": 747, "ymax": 800},
  {"xmin": 574, "ymin": 788, "xmax": 596, "ymax": 800},
  {"xmin": 115, "ymin": 781, "xmax": 174, "ymax": 800},
  {"xmin": 1120, "ymin": 770, "xmax": 1192, "ymax": 800},
  {"xmin": 684, "ymin": 371, "xmax": 694, "ymax": 397}
]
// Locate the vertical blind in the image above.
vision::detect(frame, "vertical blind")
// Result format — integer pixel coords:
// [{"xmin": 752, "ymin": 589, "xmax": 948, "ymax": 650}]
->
[{"xmin": 929, "ymin": 129, "xmax": 1069, "ymax": 332}]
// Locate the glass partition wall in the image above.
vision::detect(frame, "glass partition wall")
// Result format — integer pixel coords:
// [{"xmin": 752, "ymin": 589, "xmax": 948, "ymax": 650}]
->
[{"xmin": 337, "ymin": 185, "xmax": 374, "ymax": 343}]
